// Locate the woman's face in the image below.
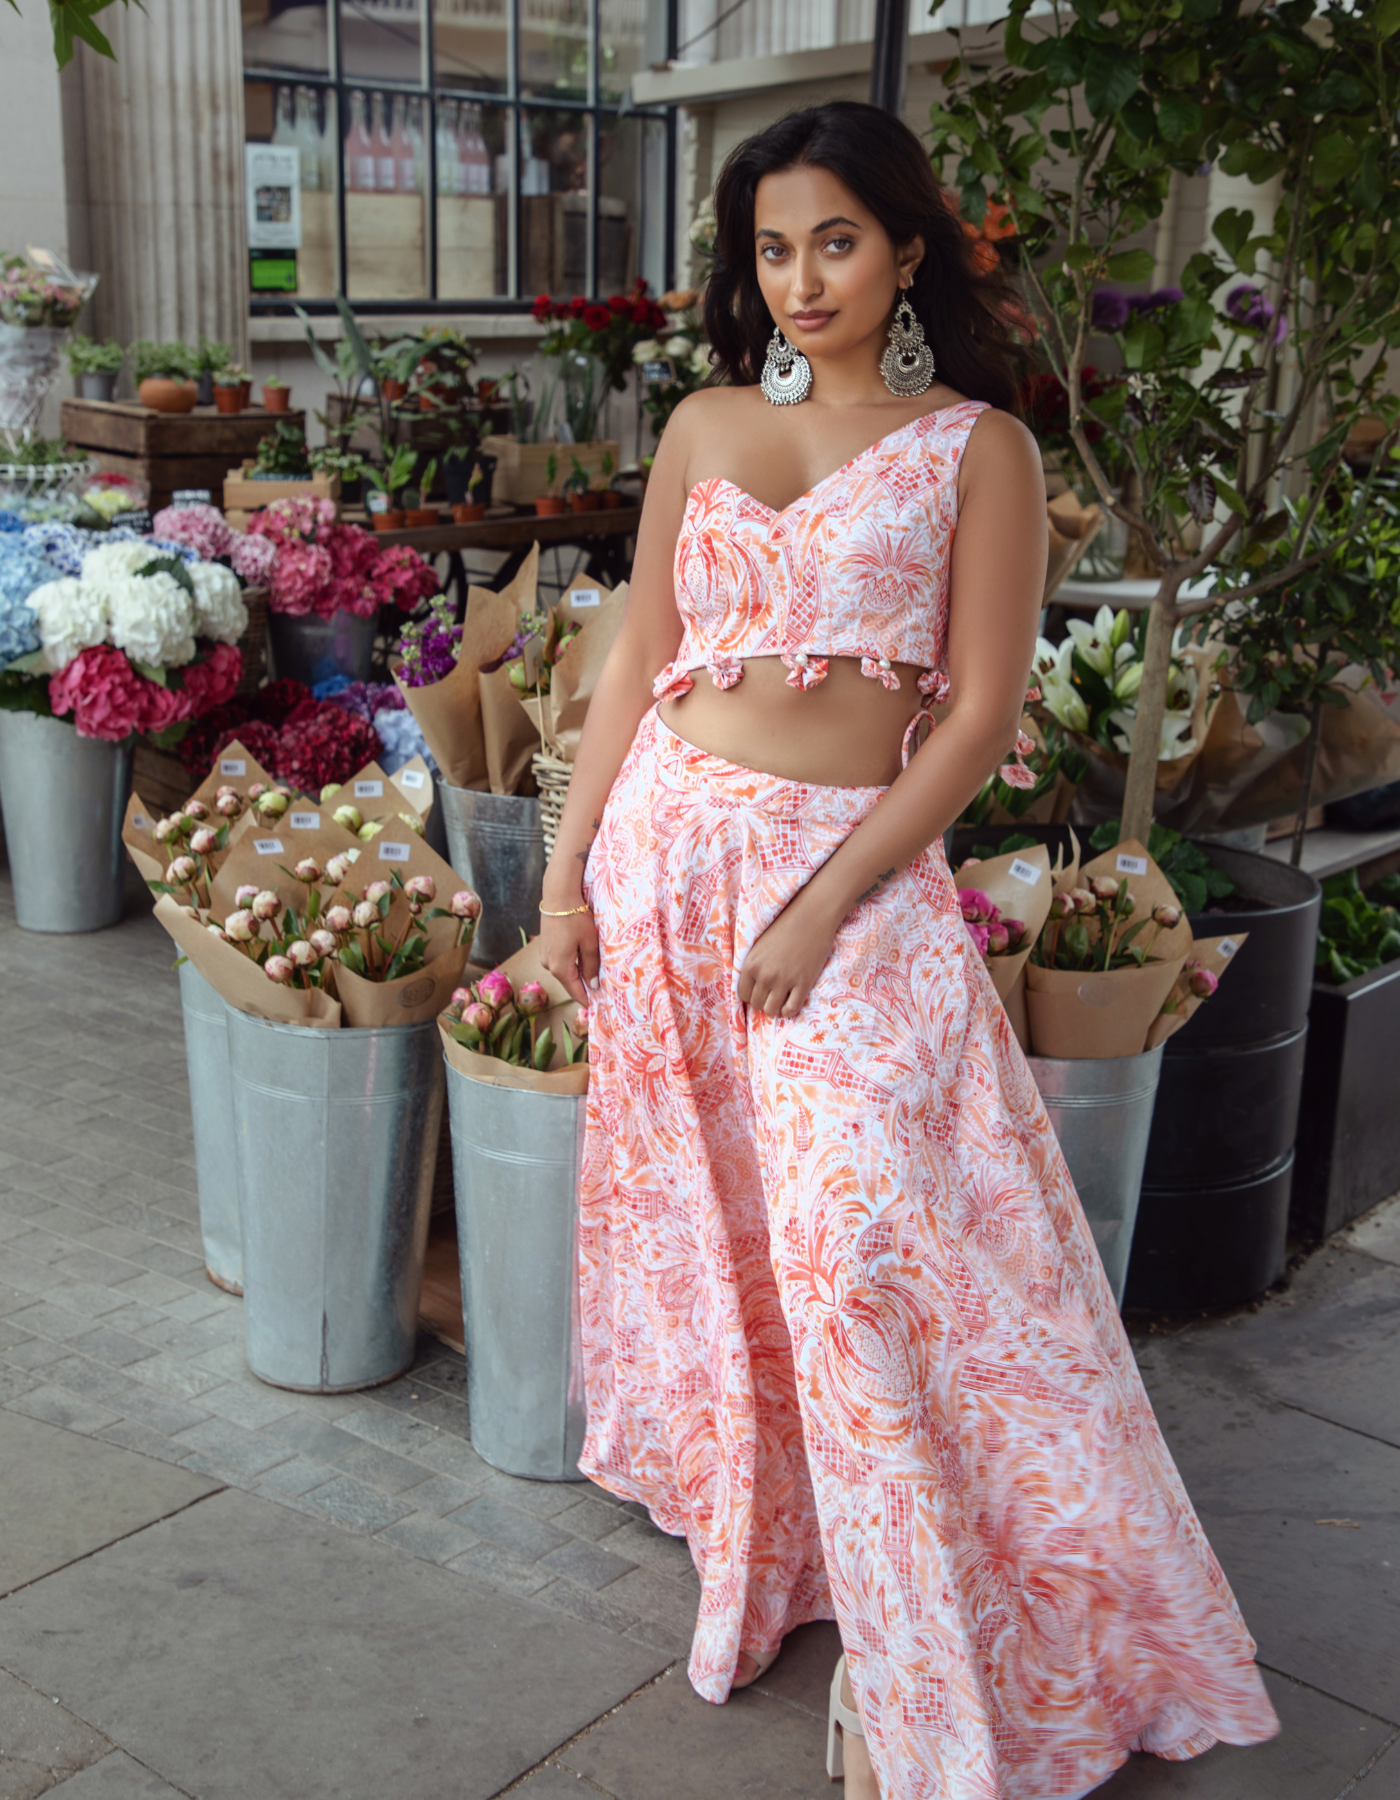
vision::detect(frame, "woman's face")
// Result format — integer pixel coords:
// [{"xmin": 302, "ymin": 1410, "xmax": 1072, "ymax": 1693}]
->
[{"xmin": 752, "ymin": 163, "xmax": 922, "ymax": 361}]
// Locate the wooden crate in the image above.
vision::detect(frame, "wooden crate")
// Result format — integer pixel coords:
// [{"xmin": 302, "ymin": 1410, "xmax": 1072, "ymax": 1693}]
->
[
  {"xmin": 224, "ymin": 463, "xmax": 339, "ymax": 527},
  {"xmin": 61, "ymin": 400, "xmax": 307, "ymax": 514},
  {"xmin": 438, "ymin": 195, "xmax": 497, "ymax": 301},
  {"xmin": 491, "ymin": 436, "xmax": 620, "ymax": 505},
  {"xmin": 346, "ymin": 192, "xmax": 426, "ymax": 301}
]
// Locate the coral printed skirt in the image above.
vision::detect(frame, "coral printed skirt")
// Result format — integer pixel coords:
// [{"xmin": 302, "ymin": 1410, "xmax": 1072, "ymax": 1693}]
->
[{"xmin": 579, "ymin": 709, "xmax": 1277, "ymax": 1800}]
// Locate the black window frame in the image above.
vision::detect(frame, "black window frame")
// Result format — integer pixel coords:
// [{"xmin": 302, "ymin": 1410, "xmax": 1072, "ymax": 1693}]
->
[{"xmin": 244, "ymin": 0, "xmax": 677, "ymax": 317}]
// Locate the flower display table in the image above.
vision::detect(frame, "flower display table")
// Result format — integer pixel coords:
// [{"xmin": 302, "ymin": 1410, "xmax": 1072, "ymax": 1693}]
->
[{"xmin": 60, "ymin": 399, "xmax": 307, "ymax": 513}]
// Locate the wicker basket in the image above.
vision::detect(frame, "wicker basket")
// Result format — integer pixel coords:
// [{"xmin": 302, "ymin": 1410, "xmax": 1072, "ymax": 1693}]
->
[{"xmin": 532, "ymin": 749, "xmax": 573, "ymax": 858}]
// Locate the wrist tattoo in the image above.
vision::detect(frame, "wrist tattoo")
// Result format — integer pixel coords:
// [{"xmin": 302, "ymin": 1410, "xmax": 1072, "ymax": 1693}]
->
[
  {"xmin": 575, "ymin": 816, "xmax": 603, "ymax": 871},
  {"xmin": 857, "ymin": 867, "xmax": 898, "ymax": 904}
]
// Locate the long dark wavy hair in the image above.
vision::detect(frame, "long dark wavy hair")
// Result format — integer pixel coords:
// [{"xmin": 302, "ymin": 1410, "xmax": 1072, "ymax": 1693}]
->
[{"xmin": 703, "ymin": 101, "xmax": 1024, "ymax": 414}]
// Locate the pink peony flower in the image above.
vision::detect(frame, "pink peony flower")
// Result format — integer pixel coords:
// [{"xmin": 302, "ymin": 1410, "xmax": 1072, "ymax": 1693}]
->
[
  {"xmin": 462, "ymin": 1002, "xmax": 495, "ymax": 1034},
  {"xmin": 293, "ymin": 857, "xmax": 322, "ymax": 883},
  {"xmin": 309, "ymin": 929, "xmax": 337, "ymax": 957},
  {"xmin": 517, "ymin": 980, "xmax": 549, "ymax": 1017},
  {"xmin": 964, "ymin": 920, "xmax": 991, "ymax": 956},
  {"xmin": 986, "ymin": 922, "xmax": 1010, "ymax": 955},
  {"xmin": 572, "ymin": 1007, "xmax": 589, "ymax": 1037},
  {"xmin": 957, "ymin": 888, "xmax": 999, "ymax": 925},
  {"xmin": 352, "ymin": 900, "xmax": 378, "ymax": 929},
  {"xmin": 449, "ymin": 890, "xmax": 480, "ymax": 919},
  {"xmin": 251, "ymin": 889, "xmax": 280, "ymax": 921},
  {"xmin": 325, "ymin": 904, "xmax": 352, "ymax": 932},
  {"xmin": 235, "ymin": 885, "xmax": 258, "ymax": 907},
  {"xmin": 449, "ymin": 986, "xmax": 474, "ymax": 1010},
  {"xmin": 1188, "ymin": 965, "xmax": 1219, "ymax": 998},
  {"xmin": 225, "ymin": 909, "xmax": 255, "ymax": 942},
  {"xmin": 287, "ymin": 939, "xmax": 317, "ymax": 967},
  {"xmin": 264, "ymin": 955, "xmax": 295, "ymax": 983},
  {"xmin": 363, "ymin": 880, "xmax": 391, "ymax": 904},
  {"xmin": 167, "ymin": 855, "xmax": 197, "ymax": 885},
  {"xmin": 189, "ymin": 827, "xmax": 218, "ymax": 856},
  {"xmin": 477, "ymin": 968, "xmax": 514, "ymax": 1010}
]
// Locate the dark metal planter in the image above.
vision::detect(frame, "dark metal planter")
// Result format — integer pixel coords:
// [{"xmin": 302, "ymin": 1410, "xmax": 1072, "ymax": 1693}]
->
[
  {"xmin": 1292, "ymin": 960, "xmax": 1400, "ymax": 1240},
  {"xmin": 1125, "ymin": 844, "xmax": 1320, "ymax": 1312}
]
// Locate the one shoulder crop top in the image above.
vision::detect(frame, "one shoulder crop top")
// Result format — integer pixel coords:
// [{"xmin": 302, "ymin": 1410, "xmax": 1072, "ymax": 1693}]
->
[{"xmin": 652, "ymin": 397, "xmax": 990, "ymax": 705}]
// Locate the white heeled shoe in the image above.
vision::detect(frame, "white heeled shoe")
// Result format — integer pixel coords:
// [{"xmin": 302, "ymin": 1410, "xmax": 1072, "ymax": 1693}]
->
[{"xmin": 827, "ymin": 1653, "xmax": 865, "ymax": 1780}]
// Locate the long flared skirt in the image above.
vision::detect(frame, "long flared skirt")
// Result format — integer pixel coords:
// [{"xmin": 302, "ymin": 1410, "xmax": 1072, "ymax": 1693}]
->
[{"xmin": 578, "ymin": 709, "xmax": 1277, "ymax": 1800}]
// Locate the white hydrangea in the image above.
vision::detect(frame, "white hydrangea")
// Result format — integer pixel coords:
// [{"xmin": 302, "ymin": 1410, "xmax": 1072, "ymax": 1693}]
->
[
  {"xmin": 188, "ymin": 560, "xmax": 248, "ymax": 644},
  {"xmin": 31, "ymin": 576, "xmax": 109, "ymax": 671},
  {"xmin": 106, "ymin": 567, "xmax": 197, "ymax": 669},
  {"xmin": 80, "ymin": 539, "xmax": 164, "ymax": 598}
]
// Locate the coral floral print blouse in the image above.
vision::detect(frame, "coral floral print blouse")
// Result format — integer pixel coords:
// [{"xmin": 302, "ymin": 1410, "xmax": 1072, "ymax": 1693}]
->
[{"xmin": 653, "ymin": 398, "xmax": 990, "ymax": 706}]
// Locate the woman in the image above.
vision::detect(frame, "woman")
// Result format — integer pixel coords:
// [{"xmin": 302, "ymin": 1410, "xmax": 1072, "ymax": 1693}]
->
[{"xmin": 540, "ymin": 101, "xmax": 1277, "ymax": 1800}]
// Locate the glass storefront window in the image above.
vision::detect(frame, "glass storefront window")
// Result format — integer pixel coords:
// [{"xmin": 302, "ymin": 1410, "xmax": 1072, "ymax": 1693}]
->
[
  {"xmin": 242, "ymin": 0, "xmax": 330, "ymax": 74},
  {"xmin": 339, "ymin": 0, "xmax": 424, "ymax": 83},
  {"xmin": 242, "ymin": 0, "xmax": 672, "ymax": 307},
  {"xmin": 432, "ymin": 0, "xmax": 509, "ymax": 93}
]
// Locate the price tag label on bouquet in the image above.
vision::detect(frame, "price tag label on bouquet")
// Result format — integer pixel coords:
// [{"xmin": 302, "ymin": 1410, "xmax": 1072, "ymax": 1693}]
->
[
  {"xmin": 1218, "ymin": 938, "xmax": 1239, "ymax": 957},
  {"xmin": 1115, "ymin": 853, "xmax": 1149, "ymax": 876},
  {"xmin": 289, "ymin": 811, "xmax": 319, "ymax": 831},
  {"xmin": 220, "ymin": 758, "xmax": 247, "ymax": 777},
  {"xmin": 354, "ymin": 780, "xmax": 384, "ymax": 798},
  {"xmin": 253, "ymin": 837, "xmax": 285, "ymax": 855},
  {"xmin": 377, "ymin": 840, "xmax": 411, "ymax": 863},
  {"xmin": 569, "ymin": 587, "xmax": 602, "ymax": 609},
  {"xmin": 130, "ymin": 812, "xmax": 151, "ymax": 831},
  {"xmin": 397, "ymin": 769, "xmax": 426, "ymax": 790},
  {"xmin": 1008, "ymin": 858, "xmax": 1041, "ymax": 886}
]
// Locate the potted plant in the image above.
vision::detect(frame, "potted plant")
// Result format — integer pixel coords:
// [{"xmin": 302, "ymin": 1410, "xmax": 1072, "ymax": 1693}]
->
[
  {"xmin": 412, "ymin": 325, "xmax": 478, "ymax": 413},
  {"xmin": 366, "ymin": 442, "xmax": 417, "ymax": 531},
  {"xmin": 599, "ymin": 448, "xmax": 622, "ymax": 509},
  {"xmin": 0, "ymin": 250, "xmax": 97, "ymax": 434},
  {"xmin": 535, "ymin": 448, "xmax": 565, "ymax": 517},
  {"xmin": 212, "ymin": 365, "xmax": 245, "ymax": 415},
  {"xmin": 191, "ymin": 336, "xmax": 235, "ymax": 406},
  {"xmin": 66, "ymin": 333, "xmax": 124, "ymax": 403},
  {"xmin": 131, "ymin": 340, "xmax": 197, "ymax": 413},
  {"xmin": 261, "ymin": 373, "xmax": 291, "ymax": 414},
  {"xmin": 453, "ymin": 459, "xmax": 488, "ymax": 524},
  {"xmin": 309, "ymin": 445, "xmax": 368, "ymax": 507},
  {"xmin": 250, "ymin": 419, "xmax": 312, "ymax": 481},
  {"xmin": 403, "ymin": 456, "xmax": 440, "ymax": 529},
  {"xmin": 564, "ymin": 453, "xmax": 600, "ymax": 514}
]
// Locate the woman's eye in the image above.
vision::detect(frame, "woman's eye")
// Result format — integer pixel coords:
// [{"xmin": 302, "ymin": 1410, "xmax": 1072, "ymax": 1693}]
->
[
  {"xmin": 760, "ymin": 244, "xmax": 788, "ymax": 261},
  {"xmin": 823, "ymin": 237, "xmax": 853, "ymax": 254}
]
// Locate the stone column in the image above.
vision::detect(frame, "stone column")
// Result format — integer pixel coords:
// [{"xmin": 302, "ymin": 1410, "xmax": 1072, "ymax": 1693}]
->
[{"xmin": 76, "ymin": 0, "xmax": 248, "ymax": 360}]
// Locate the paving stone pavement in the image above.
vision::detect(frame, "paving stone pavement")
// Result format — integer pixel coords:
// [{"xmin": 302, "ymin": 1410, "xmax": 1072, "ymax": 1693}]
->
[
  {"xmin": 4, "ymin": 854, "xmax": 1400, "ymax": 1799},
  {"xmin": 0, "ymin": 861, "xmax": 699, "ymax": 1669}
]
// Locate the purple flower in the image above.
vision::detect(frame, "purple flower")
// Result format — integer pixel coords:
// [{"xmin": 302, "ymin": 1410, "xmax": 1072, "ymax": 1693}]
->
[
  {"xmin": 1225, "ymin": 284, "xmax": 1288, "ymax": 345},
  {"xmin": 1126, "ymin": 287, "xmax": 1184, "ymax": 313},
  {"xmin": 1090, "ymin": 289, "xmax": 1131, "ymax": 332}
]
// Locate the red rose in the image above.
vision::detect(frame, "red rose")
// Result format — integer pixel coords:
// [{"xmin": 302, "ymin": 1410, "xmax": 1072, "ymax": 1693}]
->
[
  {"xmin": 531, "ymin": 292, "xmax": 554, "ymax": 321},
  {"xmin": 649, "ymin": 303, "xmax": 668, "ymax": 330},
  {"xmin": 607, "ymin": 293, "xmax": 630, "ymax": 313},
  {"xmin": 582, "ymin": 304, "xmax": 612, "ymax": 331},
  {"xmin": 630, "ymin": 299, "xmax": 651, "ymax": 325},
  {"xmin": 568, "ymin": 296, "xmax": 587, "ymax": 318}
]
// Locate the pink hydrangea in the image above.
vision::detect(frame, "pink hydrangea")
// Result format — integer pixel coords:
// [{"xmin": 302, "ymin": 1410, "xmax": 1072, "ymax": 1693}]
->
[
  {"xmin": 178, "ymin": 642, "xmax": 243, "ymax": 718},
  {"xmin": 150, "ymin": 503, "xmax": 234, "ymax": 562},
  {"xmin": 370, "ymin": 544, "xmax": 439, "ymax": 611},
  {"xmin": 48, "ymin": 645, "xmax": 180, "ymax": 740},
  {"xmin": 229, "ymin": 533, "xmax": 277, "ymax": 587},
  {"xmin": 249, "ymin": 495, "xmax": 338, "ymax": 547},
  {"xmin": 268, "ymin": 540, "xmax": 335, "ymax": 616}
]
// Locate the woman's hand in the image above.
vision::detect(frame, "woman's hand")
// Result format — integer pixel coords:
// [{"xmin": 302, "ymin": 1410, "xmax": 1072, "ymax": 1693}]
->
[
  {"xmin": 738, "ymin": 893, "xmax": 840, "ymax": 1018},
  {"xmin": 539, "ymin": 907, "xmax": 600, "ymax": 1008}
]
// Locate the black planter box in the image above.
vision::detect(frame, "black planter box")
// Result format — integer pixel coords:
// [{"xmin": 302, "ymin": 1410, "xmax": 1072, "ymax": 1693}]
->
[{"xmin": 1292, "ymin": 959, "xmax": 1400, "ymax": 1239}]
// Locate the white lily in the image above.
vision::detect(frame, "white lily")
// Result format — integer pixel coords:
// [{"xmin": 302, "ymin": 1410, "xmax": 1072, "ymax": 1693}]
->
[{"xmin": 1065, "ymin": 604, "xmax": 1117, "ymax": 676}]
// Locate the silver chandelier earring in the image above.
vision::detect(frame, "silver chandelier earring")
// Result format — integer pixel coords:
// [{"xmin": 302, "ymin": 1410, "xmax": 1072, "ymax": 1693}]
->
[
  {"xmin": 881, "ymin": 295, "xmax": 936, "ymax": 398},
  {"xmin": 760, "ymin": 327, "xmax": 812, "ymax": 405}
]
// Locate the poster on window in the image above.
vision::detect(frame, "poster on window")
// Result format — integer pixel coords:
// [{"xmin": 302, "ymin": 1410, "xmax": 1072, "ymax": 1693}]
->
[{"xmin": 245, "ymin": 144, "xmax": 302, "ymax": 250}]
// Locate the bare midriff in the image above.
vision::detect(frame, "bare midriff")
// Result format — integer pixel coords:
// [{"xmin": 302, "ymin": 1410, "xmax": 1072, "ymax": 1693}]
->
[{"xmin": 657, "ymin": 653, "xmax": 925, "ymax": 788}]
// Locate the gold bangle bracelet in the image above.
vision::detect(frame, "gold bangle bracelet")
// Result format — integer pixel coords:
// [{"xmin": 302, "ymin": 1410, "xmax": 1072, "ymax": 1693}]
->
[{"xmin": 539, "ymin": 903, "xmax": 592, "ymax": 917}]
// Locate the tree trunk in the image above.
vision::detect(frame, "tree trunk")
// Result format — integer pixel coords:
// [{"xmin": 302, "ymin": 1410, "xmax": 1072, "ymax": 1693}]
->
[
  {"xmin": 1291, "ymin": 699, "xmax": 1325, "ymax": 868},
  {"xmin": 1120, "ymin": 592, "xmax": 1177, "ymax": 846}
]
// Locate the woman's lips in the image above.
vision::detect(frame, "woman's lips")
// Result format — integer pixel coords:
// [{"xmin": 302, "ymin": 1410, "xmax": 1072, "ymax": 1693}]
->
[{"xmin": 789, "ymin": 312, "xmax": 834, "ymax": 330}]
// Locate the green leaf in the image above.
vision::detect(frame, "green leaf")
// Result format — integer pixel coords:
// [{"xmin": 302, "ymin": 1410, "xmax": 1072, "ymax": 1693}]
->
[
  {"xmin": 1104, "ymin": 248, "xmax": 1155, "ymax": 282},
  {"xmin": 1377, "ymin": 0, "xmax": 1400, "ymax": 38},
  {"xmin": 131, "ymin": 660, "xmax": 167, "ymax": 686},
  {"xmin": 1313, "ymin": 133, "xmax": 1359, "ymax": 190},
  {"xmin": 1157, "ymin": 94, "xmax": 1202, "ymax": 143},
  {"xmin": 1211, "ymin": 207, "xmax": 1254, "ymax": 263},
  {"xmin": 1083, "ymin": 45, "xmax": 1140, "ymax": 117},
  {"xmin": 1064, "ymin": 240, "xmax": 1097, "ymax": 271},
  {"xmin": 136, "ymin": 554, "xmax": 195, "ymax": 598},
  {"xmin": 1119, "ymin": 93, "xmax": 1157, "ymax": 143}
]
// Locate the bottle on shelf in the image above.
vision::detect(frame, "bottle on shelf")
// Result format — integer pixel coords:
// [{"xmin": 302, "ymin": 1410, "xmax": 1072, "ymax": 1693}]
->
[
  {"xmin": 295, "ymin": 86, "xmax": 321, "ymax": 191},
  {"xmin": 271, "ymin": 84, "xmax": 297, "ymax": 151},
  {"xmin": 460, "ymin": 103, "xmax": 492, "ymax": 195},
  {"xmin": 436, "ymin": 99, "xmax": 458, "ymax": 195},
  {"xmin": 345, "ymin": 89, "xmax": 376, "ymax": 192},
  {"xmin": 372, "ymin": 91, "xmax": 396, "ymax": 193},
  {"xmin": 392, "ymin": 93, "xmax": 417, "ymax": 193},
  {"xmin": 407, "ymin": 96, "xmax": 427, "ymax": 196}
]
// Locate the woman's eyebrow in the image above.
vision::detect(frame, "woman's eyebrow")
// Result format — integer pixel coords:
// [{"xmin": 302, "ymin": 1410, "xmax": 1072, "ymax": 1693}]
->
[{"xmin": 810, "ymin": 215, "xmax": 861, "ymax": 232}]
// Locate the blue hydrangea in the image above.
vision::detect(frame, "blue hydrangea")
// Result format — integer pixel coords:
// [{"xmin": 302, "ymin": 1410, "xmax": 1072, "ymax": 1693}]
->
[
  {"xmin": 312, "ymin": 674, "xmax": 353, "ymax": 701},
  {"xmin": 18, "ymin": 521, "xmax": 198, "ymax": 577},
  {"xmin": 0, "ymin": 510, "xmax": 23, "ymax": 534},
  {"xmin": 373, "ymin": 705, "xmax": 436, "ymax": 777},
  {"xmin": 0, "ymin": 540, "xmax": 56, "ymax": 662}
]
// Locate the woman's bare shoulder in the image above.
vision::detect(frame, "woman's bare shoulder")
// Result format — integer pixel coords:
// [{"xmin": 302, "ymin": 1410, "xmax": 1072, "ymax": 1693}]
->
[{"xmin": 962, "ymin": 404, "xmax": 1040, "ymax": 473}]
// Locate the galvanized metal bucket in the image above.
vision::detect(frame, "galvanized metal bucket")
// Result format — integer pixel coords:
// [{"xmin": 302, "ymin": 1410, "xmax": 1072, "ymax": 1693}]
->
[
  {"xmin": 1028, "ymin": 1043, "xmax": 1164, "ymax": 1307},
  {"xmin": 177, "ymin": 962, "xmax": 243, "ymax": 1294},
  {"xmin": 437, "ymin": 783, "xmax": 545, "ymax": 966},
  {"xmin": 0, "ymin": 710, "xmax": 130, "ymax": 932},
  {"xmin": 227, "ymin": 1010, "xmax": 444, "ymax": 1392},
  {"xmin": 267, "ymin": 609, "xmax": 376, "ymax": 687},
  {"xmin": 444, "ymin": 1057, "xmax": 587, "ymax": 1481}
]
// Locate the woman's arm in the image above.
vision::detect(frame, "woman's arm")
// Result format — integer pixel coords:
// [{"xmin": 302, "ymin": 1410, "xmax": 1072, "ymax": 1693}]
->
[
  {"xmin": 538, "ymin": 396, "xmax": 699, "ymax": 1004},
  {"xmin": 737, "ymin": 409, "xmax": 1048, "ymax": 1018}
]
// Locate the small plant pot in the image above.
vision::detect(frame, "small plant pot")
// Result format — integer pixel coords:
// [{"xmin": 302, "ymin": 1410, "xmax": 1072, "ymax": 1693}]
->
[
  {"xmin": 569, "ymin": 492, "xmax": 603, "ymax": 514},
  {"xmin": 213, "ymin": 386, "xmax": 243, "ymax": 415},
  {"xmin": 262, "ymin": 385, "xmax": 291, "ymax": 413},
  {"xmin": 602, "ymin": 490, "xmax": 623, "ymax": 509},
  {"xmin": 238, "ymin": 379, "xmax": 253, "ymax": 409},
  {"xmin": 79, "ymin": 371, "xmax": 118, "ymax": 403},
  {"xmin": 382, "ymin": 378, "xmax": 408, "ymax": 402},
  {"xmin": 452, "ymin": 502, "xmax": 487, "ymax": 523},
  {"xmin": 403, "ymin": 507, "xmax": 439, "ymax": 528},
  {"xmin": 372, "ymin": 510, "xmax": 405, "ymax": 531},
  {"xmin": 534, "ymin": 496, "xmax": 566, "ymax": 516},
  {"xmin": 138, "ymin": 377, "xmax": 198, "ymax": 414}
]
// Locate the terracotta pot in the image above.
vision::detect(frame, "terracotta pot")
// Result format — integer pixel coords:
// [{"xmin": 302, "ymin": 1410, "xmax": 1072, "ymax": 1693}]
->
[
  {"xmin": 372, "ymin": 510, "xmax": 405, "ymax": 531},
  {"xmin": 139, "ymin": 377, "xmax": 199, "ymax": 414},
  {"xmin": 262, "ymin": 385, "xmax": 291, "ymax": 413},
  {"xmin": 602, "ymin": 490, "xmax": 624, "ymax": 509},
  {"xmin": 238, "ymin": 380, "xmax": 253, "ymax": 409},
  {"xmin": 452, "ymin": 502, "xmax": 487, "ymax": 523},
  {"xmin": 404, "ymin": 508, "xmax": 440, "ymax": 528},
  {"xmin": 534, "ymin": 497, "xmax": 566, "ymax": 517},
  {"xmin": 477, "ymin": 379, "xmax": 497, "ymax": 403},
  {"xmin": 569, "ymin": 492, "xmax": 603, "ymax": 514},
  {"xmin": 212, "ymin": 385, "xmax": 243, "ymax": 415},
  {"xmin": 382, "ymin": 378, "xmax": 407, "ymax": 402}
]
